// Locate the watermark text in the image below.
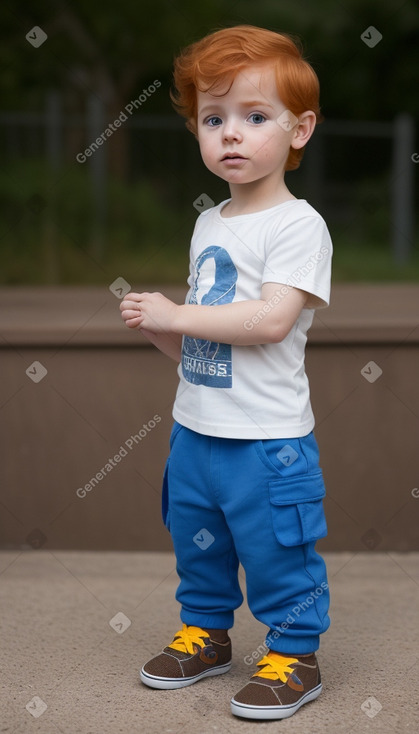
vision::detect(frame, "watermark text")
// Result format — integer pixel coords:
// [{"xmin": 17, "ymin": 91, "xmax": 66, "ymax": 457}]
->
[
  {"xmin": 76, "ymin": 414, "xmax": 161, "ymax": 498},
  {"xmin": 76, "ymin": 81, "xmax": 161, "ymax": 163}
]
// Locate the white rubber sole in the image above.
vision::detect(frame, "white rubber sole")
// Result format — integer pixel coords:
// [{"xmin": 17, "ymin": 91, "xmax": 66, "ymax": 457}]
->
[
  {"xmin": 230, "ymin": 682, "xmax": 322, "ymax": 720},
  {"xmin": 140, "ymin": 661, "xmax": 232, "ymax": 690}
]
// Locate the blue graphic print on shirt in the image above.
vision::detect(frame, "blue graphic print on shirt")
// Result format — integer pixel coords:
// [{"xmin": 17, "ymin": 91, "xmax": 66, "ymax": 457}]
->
[{"xmin": 182, "ymin": 246, "xmax": 238, "ymax": 388}]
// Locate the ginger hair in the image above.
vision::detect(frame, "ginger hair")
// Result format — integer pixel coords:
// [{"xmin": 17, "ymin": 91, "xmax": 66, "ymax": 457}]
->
[{"xmin": 171, "ymin": 25, "xmax": 322, "ymax": 171}]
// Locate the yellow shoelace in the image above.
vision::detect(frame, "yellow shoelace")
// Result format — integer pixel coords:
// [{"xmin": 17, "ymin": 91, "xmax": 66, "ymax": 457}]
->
[
  {"xmin": 168, "ymin": 624, "xmax": 209, "ymax": 654},
  {"xmin": 253, "ymin": 652, "xmax": 299, "ymax": 682}
]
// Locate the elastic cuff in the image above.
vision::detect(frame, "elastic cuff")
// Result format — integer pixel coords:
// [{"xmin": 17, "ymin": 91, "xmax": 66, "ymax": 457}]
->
[
  {"xmin": 181, "ymin": 610, "xmax": 234, "ymax": 630},
  {"xmin": 265, "ymin": 630, "xmax": 319, "ymax": 655}
]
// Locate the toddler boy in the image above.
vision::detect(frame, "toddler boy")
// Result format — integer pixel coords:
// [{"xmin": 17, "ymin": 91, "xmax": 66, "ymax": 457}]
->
[{"xmin": 120, "ymin": 24, "xmax": 332, "ymax": 720}]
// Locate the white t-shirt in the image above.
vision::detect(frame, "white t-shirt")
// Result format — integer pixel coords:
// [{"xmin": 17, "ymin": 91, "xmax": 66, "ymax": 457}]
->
[{"xmin": 172, "ymin": 198, "xmax": 332, "ymax": 439}]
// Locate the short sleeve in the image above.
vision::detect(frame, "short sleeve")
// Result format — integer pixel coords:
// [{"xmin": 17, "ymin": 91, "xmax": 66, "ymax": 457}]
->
[{"xmin": 262, "ymin": 214, "xmax": 333, "ymax": 309}]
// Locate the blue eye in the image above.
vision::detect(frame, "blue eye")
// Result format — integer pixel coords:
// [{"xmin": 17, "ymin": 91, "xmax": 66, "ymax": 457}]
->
[
  {"xmin": 249, "ymin": 113, "xmax": 266, "ymax": 124},
  {"xmin": 206, "ymin": 116, "xmax": 222, "ymax": 126}
]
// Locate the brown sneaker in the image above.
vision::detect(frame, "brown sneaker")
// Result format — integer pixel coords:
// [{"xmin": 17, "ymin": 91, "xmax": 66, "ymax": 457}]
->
[
  {"xmin": 140, "ymin": 624, "xmax": 232, "ymax": 689},
  {"xmin": 231, "ymin": 650, "xmax": 322, "ymax": 719}
]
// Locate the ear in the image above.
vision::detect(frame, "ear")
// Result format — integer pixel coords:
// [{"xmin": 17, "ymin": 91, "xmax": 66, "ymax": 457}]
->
[{"xmin": 291, "ymin": 111, "xmax": 317, "ymax": 150}]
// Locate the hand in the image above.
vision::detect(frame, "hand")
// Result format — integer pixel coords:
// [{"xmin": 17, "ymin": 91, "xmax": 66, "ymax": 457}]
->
[{"xmin": 119, "ymin": 291, "xmax": 178, "ymax": 333}]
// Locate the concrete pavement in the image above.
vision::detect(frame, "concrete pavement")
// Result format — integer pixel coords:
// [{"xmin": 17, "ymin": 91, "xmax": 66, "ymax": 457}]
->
[{"xmin": 1, "ymin": 551, "xmax": 418, "ymax": 733}]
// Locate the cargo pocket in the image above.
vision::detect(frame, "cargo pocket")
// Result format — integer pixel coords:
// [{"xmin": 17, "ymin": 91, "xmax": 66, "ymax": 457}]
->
[{"xmin": 269, "ymin": 471, "xmax": 327, "ymax": 546}]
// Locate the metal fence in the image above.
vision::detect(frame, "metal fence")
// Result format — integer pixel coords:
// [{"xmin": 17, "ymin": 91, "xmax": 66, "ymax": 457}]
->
[{"xmin": 0, "ymin": 91, "xmax": 416, "ymax": 265}]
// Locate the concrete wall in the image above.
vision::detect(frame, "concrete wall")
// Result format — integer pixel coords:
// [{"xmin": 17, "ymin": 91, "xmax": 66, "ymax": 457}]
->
[{"xmin": 1, "ymin": 284, "xmax": 418, "ymax": 551}]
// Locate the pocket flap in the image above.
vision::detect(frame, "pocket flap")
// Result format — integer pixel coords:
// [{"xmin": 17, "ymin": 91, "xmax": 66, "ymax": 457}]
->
[
  {"xmin": 268, "ymin": 471, "xmax": 327, "ymax": 546},
  {"xmin": 269, "ymin": 470, "xmax": 325, "ymax": 505}
]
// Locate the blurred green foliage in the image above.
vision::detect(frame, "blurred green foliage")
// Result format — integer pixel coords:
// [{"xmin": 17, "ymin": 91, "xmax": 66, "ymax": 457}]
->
[
  {"xmin": 2, "ymin": 0, "xmax": 418, "ymax": 118},
  {"xmin": 0, "ymin": 159, "xmax": 418, "ymax": 285},
  {"xmin": 0, "ymin": 159, "xmax": 192, "ymax": 284},
  {"xmin": 0, "ymin": 0, "xmax": 418, "ymax": 283}
]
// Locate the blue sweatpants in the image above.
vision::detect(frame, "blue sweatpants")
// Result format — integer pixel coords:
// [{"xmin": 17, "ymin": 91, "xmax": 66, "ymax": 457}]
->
[{"xmin": 162, "ymin": 422, "xmax": 330, "ymax": 654}]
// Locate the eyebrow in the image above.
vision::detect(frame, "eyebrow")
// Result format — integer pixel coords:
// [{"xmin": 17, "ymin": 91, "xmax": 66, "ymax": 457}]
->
[
  {"xmin": 240, "ymin": 100, "xmax": 275, "ymax": 109},
  {"xmin": 199, "ymin": 100, "xmax": 275, "ymax": 115}
]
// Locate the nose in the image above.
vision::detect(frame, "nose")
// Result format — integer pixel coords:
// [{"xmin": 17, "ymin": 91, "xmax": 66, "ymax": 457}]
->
[{"xmin": 222, "ymin": 117, "xmax": 243, "ymax": 143}]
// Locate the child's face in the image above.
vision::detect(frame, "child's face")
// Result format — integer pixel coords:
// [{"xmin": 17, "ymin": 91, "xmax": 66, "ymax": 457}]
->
[{"xmin": 196, "ymin": 64, "xmax": 301, "ymax": 187}]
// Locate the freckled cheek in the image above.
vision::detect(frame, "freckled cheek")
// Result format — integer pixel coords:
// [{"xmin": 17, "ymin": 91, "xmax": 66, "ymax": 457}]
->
[
  {"xmin": 256, "ymin": 134, "xmax": 275, "ymax": 154},
  {"xmin": 258, "ymin": 144, "xmax": 274, "ymax": 162}
]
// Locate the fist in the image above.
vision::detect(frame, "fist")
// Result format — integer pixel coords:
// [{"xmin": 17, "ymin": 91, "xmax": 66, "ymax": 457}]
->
[
  {"xmin": 120, "ymin": 291, "xmax": 178, "ymax": 333},
  {"xmin": 120, "ymin": 292, "xmax": 143, "ymax": 329}
]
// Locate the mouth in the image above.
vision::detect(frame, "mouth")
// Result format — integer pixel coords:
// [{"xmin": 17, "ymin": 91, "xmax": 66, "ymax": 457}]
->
[{"xmin": 221, "ymin": 153, "xmax": 247, "ymax": 164}]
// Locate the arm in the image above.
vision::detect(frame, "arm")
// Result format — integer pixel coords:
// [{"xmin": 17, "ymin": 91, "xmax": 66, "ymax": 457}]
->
[
  {"xmin": 138, "ymin": 329, "xmax": 182, "ymax": 362},
  {"xmin": 120, "ymin": 283, "xmax": 308, "ymax": 347},
  {"xmin": 120, "ymin": 301, "xmax": 182, "ymax": 362}
]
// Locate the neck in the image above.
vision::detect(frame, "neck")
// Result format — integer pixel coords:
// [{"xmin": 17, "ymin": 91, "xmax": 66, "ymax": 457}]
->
[{"xmin": 224, "ymin": 176, "xmax": 295, "ymax": 217}]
